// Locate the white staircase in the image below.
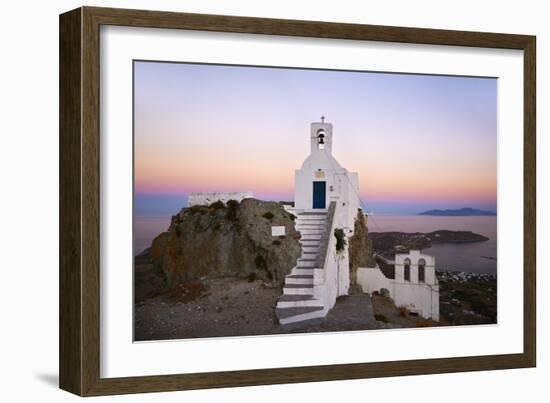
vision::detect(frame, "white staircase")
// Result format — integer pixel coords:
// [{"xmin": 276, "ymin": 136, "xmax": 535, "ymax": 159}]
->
[{"xmin": 276, "ymin": 209, "xmax": 329, "ymax": 325}]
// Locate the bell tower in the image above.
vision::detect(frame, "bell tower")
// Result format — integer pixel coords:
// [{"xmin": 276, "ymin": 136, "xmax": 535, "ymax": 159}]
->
[
  {"xmin": 310, "ymin": 115, "xmax": 333, "ymax": 154},
  {"xmin": 295, "ymin": 117, "xmax": 359, "ymax": 218}
]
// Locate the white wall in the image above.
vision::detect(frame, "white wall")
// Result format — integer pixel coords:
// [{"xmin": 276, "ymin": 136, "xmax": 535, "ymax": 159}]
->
[
  {"xmin": 393, "ymin": 282, "xmax": 440, "ymax": 321},
  {"xmin": 313, "ymin": 203, "xmax": 344, "ymax": 309},
  {"xmin": 357, "ymin": 265, "xmax": 439, "ymax": 320},
  {"xmin": 188, "ymin": 191, "xmax": 253, "ymax": 206},
  {"xmin": 357, "ymin": 266, "xmax": 395, "ymax": 295},
  {"xmin": 0, "ymin": 1, "xmax": 547, "ymax": 402}
]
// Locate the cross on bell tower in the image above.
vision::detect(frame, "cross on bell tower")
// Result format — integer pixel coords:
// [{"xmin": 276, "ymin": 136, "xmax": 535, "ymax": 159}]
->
[{"xmin": 321, "ymin": 115, "xmax": 325, "ymax": 123}]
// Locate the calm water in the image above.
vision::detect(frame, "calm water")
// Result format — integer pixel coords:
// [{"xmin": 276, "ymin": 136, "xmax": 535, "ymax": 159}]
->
[
  {"xmin": 134, "ymin": 216, "xmax": 172, "ymax": 256},
  {"xmin": 134, "ymin": 215, "xmax": 497, "ymax": 274},
  {"xmin": 369, "ymin": 215, "xmax": 497, "ymax": 274}
]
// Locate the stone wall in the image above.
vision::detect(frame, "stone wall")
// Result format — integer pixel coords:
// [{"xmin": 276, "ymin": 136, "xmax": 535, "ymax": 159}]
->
[
  {"xmin": 357, "ymin": 262, "xmax": 440, "ymax": 321},
  {"xmin": 188, "ymin": 191, "xmax": 253, "ymax": 207}
]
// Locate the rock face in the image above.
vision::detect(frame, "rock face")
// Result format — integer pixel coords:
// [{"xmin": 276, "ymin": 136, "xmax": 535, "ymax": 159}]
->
[
  {"xmin": 150, "ymin": 199, "xmax": 301, "ymax": 287},
  {"xmin": 348, "ymin": 210, "xmax": 376, "ymax": 285}
]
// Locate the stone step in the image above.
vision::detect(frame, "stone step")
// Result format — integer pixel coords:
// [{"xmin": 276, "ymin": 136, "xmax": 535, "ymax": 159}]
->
[
  {"xmin": 298, "ymin": 258, "xmax": 317, "ymax": 264},
  {"xmin": 296, "ymin": 259, "xmax": 316, "ymax": 267},
  {"xmin": 299, "ymin": 229, "xmax": 325, "ymax": 236},
  {"xmin": 296, "ymin": 259, "xmax": 317, "ymax": 269},
  {"xmin": 296, "ymin": 263, "xmax": 320, "ymax": 268},
  {"xmin": 296, "ymin": 220, "xmax": 326, "ymax": 226},
  {"xmin": 291, "ymin": 267, "xmax": 317, "ymax": 276},
  {"xmin": 287, "ymin": 273, "xmax": 314, "ymax": 278},
  {"xmin": 297, "ymin": 211, "xmax": 327, "ymax": 216},
  {"xmin": 283, "ymin": 283, "xmax": 314, "ymax": 295},
  {"xmin": 300, "ymin": 233, "xmax": 322, "ymax": 240},
  {"xmin": 296, "ymin": 220, "xmax": 326, "ymax": 225},
  {"xmin": 275, "ymin": 205, "xmax": 332, "ymax": 325},
  {"xmin": 276, "ymin": 294, "xmax": 324, "ymax": 308},
  {"xmin": 297, "ymin": 216, "xmax": 327, "ymax": 222},
  {"xmin": 285, "ymin": 274, "xmax": 314, "ymax": 285},
  {"xmin": 296, "ymin": 226, "xmax": 326, "ymax": 233},
  {"xmin": 276, "ymin": 306, "xmax": 325, "ymax": 325},
  {"xmin": 298, "ymin": 210, "xmax": 328, "ymax": 215},
  {"xmin": 300, "ymin": 236, "xmax": 322, "ymax": 241},
  {"xmin": 300, "ymin": 240, "xmax": 320, "ymax": 247}
]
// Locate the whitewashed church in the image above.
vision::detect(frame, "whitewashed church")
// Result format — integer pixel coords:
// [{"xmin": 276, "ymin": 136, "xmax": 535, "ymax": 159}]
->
[
  {"xmin": 190, "ymin": 118, "xmax": 440, "ymax": 325},
  {"xmin": 276, "ymin": 117, "xmax": 362, "ymax": 324},
  {"xmin": 276, "ymin": 118, "xmax": 439, "ymax": 325}
]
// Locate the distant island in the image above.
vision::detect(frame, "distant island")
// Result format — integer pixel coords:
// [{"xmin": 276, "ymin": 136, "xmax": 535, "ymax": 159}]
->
[
  {"xmin": 418, "ymin": 207, "xmax": 496, "ymax": 216},
  {"xmin": 370, "ymin": 230, "xmax": 489, "ymax": 257}
]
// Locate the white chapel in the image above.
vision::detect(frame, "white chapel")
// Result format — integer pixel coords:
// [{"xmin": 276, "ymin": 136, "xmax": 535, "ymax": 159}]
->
[
  {"xmin": 190, "ymin": 117, "xmax": 440, "ymax": 325},
  {"xmin": 276, "ymin": 118, "xmax": 440, "ymax": 325},
  {"xmin": 293, "ymin": 117, "xmax": 360, "ymax": 232},
  {"xmin": 276, "ymin": 118, "xmax": 362, "ymax": 325}
]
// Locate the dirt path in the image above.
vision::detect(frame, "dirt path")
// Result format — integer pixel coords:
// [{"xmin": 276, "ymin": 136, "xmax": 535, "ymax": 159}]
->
[
  {"xmin": 134, "ymin": 277, "xmax": 390, "ymax": 341},
  {"xmin": 135, "ymin": 277, "xmax": 282, "ymax": 341}
]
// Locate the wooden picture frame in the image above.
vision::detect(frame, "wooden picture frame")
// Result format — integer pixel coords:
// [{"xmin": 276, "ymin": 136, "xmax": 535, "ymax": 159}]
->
[{"xmin": 59, "ymin": 6, "xmax": 536, "ymax": 396}]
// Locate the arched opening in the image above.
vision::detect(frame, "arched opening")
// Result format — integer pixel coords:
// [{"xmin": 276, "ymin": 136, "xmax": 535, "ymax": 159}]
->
[
  {"xmin": 317, "ymin": 129, "xmax": 325, "ymax": 149},
  {"xmin": 404, "ymin": 258, "xmax": 411, "ymax": 282},
  {"xmin": 418, "ymin": 258, "xmax": 426, "ymax": 283}
]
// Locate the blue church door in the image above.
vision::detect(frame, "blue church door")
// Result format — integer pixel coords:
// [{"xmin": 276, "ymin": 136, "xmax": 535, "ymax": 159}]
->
[{"xmin": 312, "ymin": 181, "xmax": 326, "ymax": 209}]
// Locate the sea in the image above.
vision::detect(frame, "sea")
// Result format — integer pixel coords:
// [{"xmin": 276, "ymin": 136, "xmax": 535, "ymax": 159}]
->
[
  {"xmin": 368, "ymin": 215, "xmax": 497, "ymax": 275},
  {"xmin": 134, "ymin": 215, "xmax": 497, "ymax": 275}
]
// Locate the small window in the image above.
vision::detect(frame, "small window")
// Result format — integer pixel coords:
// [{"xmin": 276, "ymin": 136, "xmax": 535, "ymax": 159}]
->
[
  {"xmin": 418, "ymin": 258, "xmax": 426, "ymax": 282},
  {"xmin": 404, "ymin": 258, "xmax": 411, "ymax": 282}
]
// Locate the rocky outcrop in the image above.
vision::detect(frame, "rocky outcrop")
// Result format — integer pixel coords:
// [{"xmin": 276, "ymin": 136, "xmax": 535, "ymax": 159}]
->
[
  {"xmin": 150, "ymin": 198, "xmax": 301, "ymax": 287},
  {"xmin": 349, "ymin": 210, "xmax": 376, "ymax": 285}
]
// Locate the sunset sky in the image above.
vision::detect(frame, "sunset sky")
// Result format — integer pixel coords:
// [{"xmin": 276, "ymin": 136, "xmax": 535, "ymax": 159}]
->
[{"xmin": 134, "ymin": 61, "xmax": 497, "ymax": 215}]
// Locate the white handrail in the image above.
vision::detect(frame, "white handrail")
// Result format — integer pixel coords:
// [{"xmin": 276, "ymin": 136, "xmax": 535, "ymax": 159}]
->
[{"xmin": 313, "ymin": 201, "xmax": 340, "ymax": 308}]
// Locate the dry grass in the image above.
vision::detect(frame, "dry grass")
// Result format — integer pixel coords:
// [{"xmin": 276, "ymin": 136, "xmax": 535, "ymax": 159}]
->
[
  {"xmin": 374, "ymin": 313, "xmax": 388, "ymax": 322},
  {"xmin": 156, "ymin": 280, "xmax": 208, "ymax": 304},
  {"xmin": 371, "ymin": 294, "xmax": 441, "ymax": 328}
]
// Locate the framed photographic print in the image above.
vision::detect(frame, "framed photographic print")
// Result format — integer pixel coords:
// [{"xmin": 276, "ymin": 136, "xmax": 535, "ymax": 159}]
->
[{"xmin": 59, "ymin": 6, "xmax": 536, "ymax": 396}]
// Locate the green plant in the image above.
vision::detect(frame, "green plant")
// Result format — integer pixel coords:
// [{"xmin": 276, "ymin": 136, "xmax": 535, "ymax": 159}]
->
[
  {"xmin": 226, "ymin": 199, "xmax": 240, "ymax": 221},
  {"xmin": 374, "ymin": 313, "xmax": 388, "ymax": 323},
  {"xmin": 334, "ymin": 228, "xmax": 347, "ymax": 254},
  {"xmin": 226, "ymin": 199, "xmax": 239, "ymax": 209},
  {"xmin": 254, "ymin": 254, "xmax": 267, "ymax": 270},
  {"xmin": 189, "ymin": 205, "xmax": 211, "ymax": 215},
  {"xmin": 209, "ymin": 200, "xmax": 225, "ymax": 209},
  {"xmin": 262, "ymin": 211, "xmax": 274, "ymax": 220}
]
